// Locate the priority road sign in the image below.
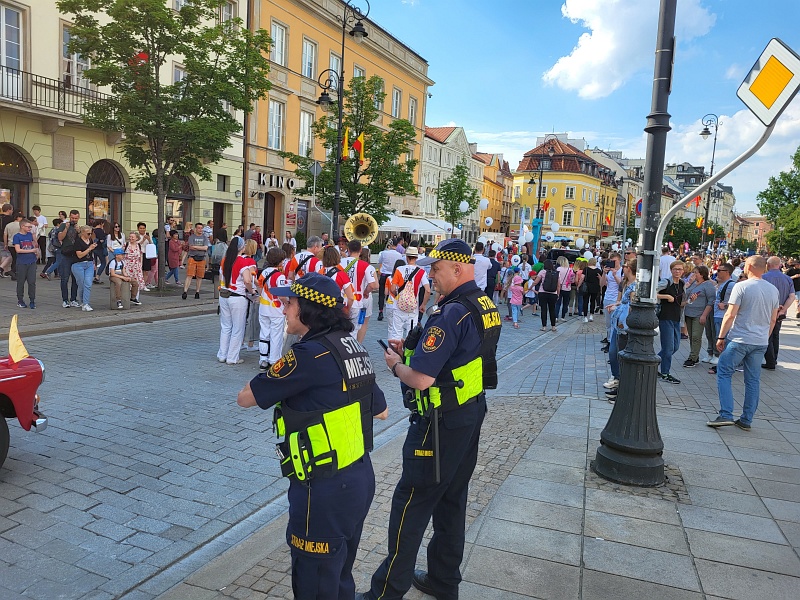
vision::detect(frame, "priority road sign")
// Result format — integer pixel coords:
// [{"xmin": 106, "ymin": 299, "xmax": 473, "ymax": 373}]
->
[{"xmin": 738, "ymin": 38, "xmax": 800, "ymax": 127}]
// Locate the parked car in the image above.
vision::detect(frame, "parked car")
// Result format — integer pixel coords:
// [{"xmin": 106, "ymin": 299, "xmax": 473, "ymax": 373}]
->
[
  {"xmin": 0, "ymin": 355, "xmax": 47, "ymax": 469},
  {"xmin": 546, "ymin": 248, "xmax": 582, "ymax": 264}
]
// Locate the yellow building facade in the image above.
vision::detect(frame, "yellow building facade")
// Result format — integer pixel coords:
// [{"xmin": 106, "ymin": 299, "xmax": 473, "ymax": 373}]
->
[
  {"xmin": 246, "ymin": 0, "xmax": 433, "ymax": 239},
  {"xmin": 474, "ymin": 152, "xmax": 503, "ymax": 235},
  {"xmin": 0, "ymin": 1, "xmax": 244, "ymax": 234},
  {"xmin": 514, "ymin": 138, "xmax": 619, "ymax": 246}
]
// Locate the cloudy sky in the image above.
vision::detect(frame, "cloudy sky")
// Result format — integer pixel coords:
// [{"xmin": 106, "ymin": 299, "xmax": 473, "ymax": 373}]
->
[{"xmin": 378, "ymin": 0, "xmax": 800, "ymax": 213}]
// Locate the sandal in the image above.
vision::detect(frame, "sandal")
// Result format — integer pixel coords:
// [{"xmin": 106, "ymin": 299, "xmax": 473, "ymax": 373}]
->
[
  {"xmin": 551, "ymin": 326, "xmax": 558, "ymax": 332},
  {"xmin": 540, "ymin": 327, "xmax": 547, "ymax": 332},
  {"xmin": 514, "ymin": 323, "xmax": 520, "ymax": 329}
]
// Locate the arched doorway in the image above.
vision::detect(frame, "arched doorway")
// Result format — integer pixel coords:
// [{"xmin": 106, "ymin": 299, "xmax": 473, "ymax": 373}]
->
[
  {"xmin": 0, "ymin": 143, "xmax": 32, "ymax": 216},
  {"xmin": 86, "ymin": 160, "xmax": 125, "ymax": 227},
  {"xmin": 166, "ymin": 175, "xmax": 195, "ymax": 231}
]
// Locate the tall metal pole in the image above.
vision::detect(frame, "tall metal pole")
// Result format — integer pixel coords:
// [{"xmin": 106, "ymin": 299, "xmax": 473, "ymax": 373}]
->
[
  {"xmin": 621, "ymin": 180, "xmax": 628, "ymax": 249},
  {"xmin": 700, "ymin": 114, "xmax": 719, "ymax": 249},
  {"xmin": 332, "ymin": 14, "xmax": 346, "ymax": 241},
  {"xmin": 593, "ymin": 0, "xmax": 675, "ymax": 486}
]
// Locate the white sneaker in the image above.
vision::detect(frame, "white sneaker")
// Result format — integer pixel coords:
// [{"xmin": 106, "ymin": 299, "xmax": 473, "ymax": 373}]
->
[
  {"xmin": 603, "ymin": 378, "xmax": 619, "ymax": 389},
  {"xmin": 70, "ymin": 300, "xmax": 81, "ymax": 308},
  {"xmin": 589, "ymin": 315, "xmax": 594, "ymax": 322},
  {"xmin": 583, "ymin": 317, "xmax": 589, "ymax": 323},
  {"xmin": 710, "ymin": 356, "xmax": 719, "ymax": 365},
  {"xmin": 700, "ymin": 354, "xmax": 712, "ymax": 363},
  {"xmin": 62, "ymin": 300, "xmax": 70, "ymax": 308},
  {"xmin": 82, "ymin": 304, "xmax": 93, "ymax": 312}
]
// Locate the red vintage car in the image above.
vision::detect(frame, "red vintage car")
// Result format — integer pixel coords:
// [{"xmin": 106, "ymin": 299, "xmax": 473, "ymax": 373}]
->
[{"xmin": 0, "ymin": 355, "xmax": 47, "ymax": 469}]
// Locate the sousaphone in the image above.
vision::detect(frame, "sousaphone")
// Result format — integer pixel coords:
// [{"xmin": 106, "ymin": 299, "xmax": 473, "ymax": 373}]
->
[{"xmin": 344, "ymin": 212, "xmax": 379, "ymax": 245}]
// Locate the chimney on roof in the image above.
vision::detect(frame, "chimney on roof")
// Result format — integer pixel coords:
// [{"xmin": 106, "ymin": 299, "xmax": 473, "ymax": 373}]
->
[{"xmin": 469, "ymin": 143, "xmax": 477, "ymax": 154}]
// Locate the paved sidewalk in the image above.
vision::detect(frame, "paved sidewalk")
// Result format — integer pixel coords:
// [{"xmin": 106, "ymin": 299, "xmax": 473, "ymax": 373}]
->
[
  {"xmin": 0, "ymin": 267, "xmax": 218, "ymax": 338},
  {"xmin": 152, "ymin": 308, "xmax": 800, "ymax": 600}
]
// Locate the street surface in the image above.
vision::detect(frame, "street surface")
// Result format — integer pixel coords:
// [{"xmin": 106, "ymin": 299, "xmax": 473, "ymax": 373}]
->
[{"xmin": 1, "ymin": 297, "xmax": 799, "ymax": 599}]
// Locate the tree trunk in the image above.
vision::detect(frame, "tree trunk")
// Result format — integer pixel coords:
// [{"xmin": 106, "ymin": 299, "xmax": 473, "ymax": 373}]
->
[{"xmin": 156, "ymin": 190, "xmax": 166, "ymax": 292}]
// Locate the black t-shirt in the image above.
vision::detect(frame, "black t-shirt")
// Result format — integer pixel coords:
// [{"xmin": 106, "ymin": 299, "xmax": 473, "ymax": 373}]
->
[
  {"xmin": 584, "ymin": 267, "xmax": 601, "ymax": 293},
  {"xmin": 73, "ymin": 237, "xmax": 94, "ymax": 262},
  {"xmin": 659, "ymin": 279, "xmax": 684, "ymax": 322},
  {"xmin": 786, "ymin": 267, "xmax": 800, "ymax": 292}
]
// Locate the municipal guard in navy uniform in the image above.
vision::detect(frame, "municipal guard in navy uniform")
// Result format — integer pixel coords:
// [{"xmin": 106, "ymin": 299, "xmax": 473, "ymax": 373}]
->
[
  {"xmin": 237, "ymin": 272, "xmax": 388, "ymax": 600},
  {"xmin": 358, "ymin": 239, "xmax": 501, "ymax": 600}
]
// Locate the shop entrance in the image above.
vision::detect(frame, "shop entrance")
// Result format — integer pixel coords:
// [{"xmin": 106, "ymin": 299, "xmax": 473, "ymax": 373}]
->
[
  {"xmin": 263, "ymin": 192, "xmax": 278, "ymax": 237},
  {"xmin": 0, "ymin": 143, "xmax": 32, "ymax": 216},
  {"xmin": 86, "ymin": 160, "xmax": 125, "ymax": 228},
  {"xmin": 166, "ymin": 176, "xmax": 195, "ymax": 232}
]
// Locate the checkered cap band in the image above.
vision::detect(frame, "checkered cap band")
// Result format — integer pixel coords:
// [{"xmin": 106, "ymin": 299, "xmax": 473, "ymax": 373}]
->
[
  {"xmin": 290, "ymin": 282, "xmax": 339, "ymax": 308},
  {"xmin": 428, "ymin": 248, "xmax": 472, "ymax": 263}
]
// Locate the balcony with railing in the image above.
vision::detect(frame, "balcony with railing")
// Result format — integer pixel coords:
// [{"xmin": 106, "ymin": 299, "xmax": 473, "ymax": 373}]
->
[{"xmin": 0, "ymin": 65, "xmax": 113, "ymax": 120}]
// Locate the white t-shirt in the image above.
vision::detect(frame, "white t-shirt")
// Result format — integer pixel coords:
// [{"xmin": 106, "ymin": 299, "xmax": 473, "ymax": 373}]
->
[
  {"xmin": 378, "ymin": 248, "xmax": 404, "ymax": 275},
  {"xmin": 35, "ymin": 214, "xmax": 48, "ymax": 237},
  {"xmin": 604, "ymin": 266, "xmax": 623, "ymax": 304},
  {"xmin": 659, "ymin": 254, "xmax": 674, "ymax": 280},
  {"xmin": 287, "ymin": 237, "xmax": 297, "ymax": 249},
  {"xmin": 726, "ymin": 278, "xmax": 779, "ymax": 345},
  {"xmin": 394, "ymin": 264, "xmax": 429, "ymax": 296},
  {"xmin": 473, "ymin": 254, "xmax": 492, "ymax": 289},
  {"xmin": 340, "ymin": 257, "xmax": 377, "ymax": 310}
]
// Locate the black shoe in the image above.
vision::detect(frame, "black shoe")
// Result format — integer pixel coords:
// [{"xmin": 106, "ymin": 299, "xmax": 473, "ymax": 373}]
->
[
  {"xmin": 734, "ymin": 419, "xmax": 751, "ymax": 431},
  {"xmin": 377, "ymin": 311, "xmax": 384, "ymax": 321},
  {"xmin": 761, "ymin": 364, "xmax": 776, "ymax": 370},
  {"xmin": 682, "ymin": 359, "xmax": 698, "ymax": 368},
  {"xmin": 412, "ymin": 570, "xmax": 441, "ymax": 598},
  {"xmin": 600, "ymin": 338, "xmax": 609, "ymax": 344},
  {"xmin": 195, "ymin": 292, "xmax": 200, "ymax": 299},
  {"xmin": 182, "ymin": 292, "xmax": 187, "ymax": 300},
  {"xmin": 707, "ymin": 416, "xmax": 735, "ymax": 427},
  {"xmin": 605, "ymin": 389, "xmax": 618, "ymax": 398}
]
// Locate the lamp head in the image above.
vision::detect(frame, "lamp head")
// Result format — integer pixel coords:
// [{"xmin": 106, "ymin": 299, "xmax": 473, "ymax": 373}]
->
[
  {"xmin": 528, "ymin": 175, "xmax": 536, "ymax": 185},
  {"xmin": 317, "ymin": 90, "xmax": 333, "ymax": 112},
  {"xmin": 700, "ymin": 126, "xmax": 711, "ymax": 140},
  {"xmin": 350, "ymin": 21, "xmax": 367, "ymax": 42}
]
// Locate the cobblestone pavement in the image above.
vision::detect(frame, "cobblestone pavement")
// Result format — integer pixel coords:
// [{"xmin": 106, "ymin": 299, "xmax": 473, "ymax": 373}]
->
[{"xmin": 215, "ymin": 395, "xmax": 565, "ymax": 600}]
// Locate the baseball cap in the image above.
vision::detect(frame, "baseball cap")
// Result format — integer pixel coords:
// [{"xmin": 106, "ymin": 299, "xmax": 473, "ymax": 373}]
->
[
  {"xmin": 417, "ymin": 239, "xmax": 474, "ymax": 266},
  {"xmin": 269, "ymin": 272, "xmax": 342, "ymax": 308}
]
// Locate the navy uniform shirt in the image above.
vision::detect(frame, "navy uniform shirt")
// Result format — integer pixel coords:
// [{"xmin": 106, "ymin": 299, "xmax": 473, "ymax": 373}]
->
[
  {"xmin": 250, "ymin": 329, "xmax": 387, "ymax": 416},
  {"xmin": 409, "ymin": 281, "xmax": 482, "ymax": 381}
]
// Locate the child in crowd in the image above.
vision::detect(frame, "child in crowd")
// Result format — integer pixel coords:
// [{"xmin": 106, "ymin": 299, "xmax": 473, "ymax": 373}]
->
[
  {"xmin": 522, "ymin": 275, "xmax": 538, "ymax": 315},
  {"xmin": 509, "ymin": 275, "xmax": 524, "ymax": 329}
]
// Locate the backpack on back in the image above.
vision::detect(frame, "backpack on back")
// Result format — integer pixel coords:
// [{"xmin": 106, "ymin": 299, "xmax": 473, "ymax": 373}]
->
[
  {"xmin": 396, "ymin": 267, "xmax": 420, "ymax": 313},
  {"xmin": 542, "ymin": 269, "xmax": 560, "ymax": 293},
  {"xmin": 60, "ymin": 224, "xmax": 78, "ymax": 255}
]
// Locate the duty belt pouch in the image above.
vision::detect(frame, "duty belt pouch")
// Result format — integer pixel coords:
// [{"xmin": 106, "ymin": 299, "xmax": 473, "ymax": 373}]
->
[{"xmin": 401, "ymin": 414, "xmax": 438, "ymax": 487}]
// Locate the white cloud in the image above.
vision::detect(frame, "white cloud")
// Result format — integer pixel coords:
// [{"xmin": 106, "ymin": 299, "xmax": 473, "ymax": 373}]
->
[
  {"xmin": 401, "ymin": 0, "xmax": 418, "ymax": 5},
  {"xmin": 467, "ymin": 99, "xmax": 800, "ymax": 214},
  {"xmin": 543, "ymin": 0, "xmax": 716, "ymax": 99},
  {"xmin": 725, "ymin": 63, "xmax": 745, "ymax": 80}
]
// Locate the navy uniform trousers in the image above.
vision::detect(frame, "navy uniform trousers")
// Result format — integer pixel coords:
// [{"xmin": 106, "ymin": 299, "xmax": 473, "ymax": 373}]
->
[
  {"xmin": 288, "ymin": 456, "xmax": 375, "ymax": 600},
  {"xmin": 366, "ymin": 397, "xmax": 486, "ymax": 600}
]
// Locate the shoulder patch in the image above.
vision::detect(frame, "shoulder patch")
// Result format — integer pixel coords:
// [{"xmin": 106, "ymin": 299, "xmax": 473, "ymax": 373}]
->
[
  {"xmin": 422, "ymin": 326, "xmax": 445, "ymax": 353},
  {"xmin": 268, "ymin": 350, "xmax": 297, "ymax": 379}
]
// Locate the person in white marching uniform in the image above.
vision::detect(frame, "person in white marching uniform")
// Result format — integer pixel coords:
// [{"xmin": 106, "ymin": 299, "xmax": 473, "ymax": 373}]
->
[
  {"xmin": 258, "ymin": 247, "xmax": 288, "ymax": 371},
  {"xmin": 217, "ymin": 237, "xmax": 257, "ymax": 365},
  {"xmin": 341, "ymin": 239, "xmax": 378, "ymax": 338}
]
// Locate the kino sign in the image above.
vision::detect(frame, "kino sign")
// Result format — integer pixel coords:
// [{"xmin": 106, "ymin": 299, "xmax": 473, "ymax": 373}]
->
[{"xmin": 258, "ymin": 173, "xmax": 297, "ymax": 190}]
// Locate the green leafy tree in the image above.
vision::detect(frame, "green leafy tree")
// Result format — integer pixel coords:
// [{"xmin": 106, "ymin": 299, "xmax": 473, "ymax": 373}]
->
[
  {"xmin": 732, "ymin": 238, "xmax": 757, "ymax": 252},
  {"xmin": 280, "ymin": 75, "xmax": 418, "ymax": 229},
  {"xmin": 437, "ymin": 160, "xmax": 480, "ymax": 235},
  {"xmin": 758, "ymin": 145, "xmax": 800, "ymax": 256},
  {"xmin": 661, "ymin": 216, "xmax": 724, "ymax": 250},
  {"xmin": 57, "ymin": 0, "xmax": 271, "ymax": 288},
  {"xmin": 757, "ymin": 146, "xmax": 800, "ymax": 223}
]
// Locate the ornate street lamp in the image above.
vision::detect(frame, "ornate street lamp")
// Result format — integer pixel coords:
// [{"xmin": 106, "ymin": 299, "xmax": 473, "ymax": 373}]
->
[
  {"xmin": 316, "ymin": 0, "xmax": 370, "ymax": 240},
  {"xmin": 528, "ymin": 137, "xmax": 555, "ymax": 256},
  {"xmin": 699, "ymin": 114, "xmax": 720, "ymax": 250}
]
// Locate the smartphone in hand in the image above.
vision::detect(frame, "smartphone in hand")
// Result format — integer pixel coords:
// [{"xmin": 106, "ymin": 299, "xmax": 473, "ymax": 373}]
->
[{"xmin": 378, "ymin": 340, "xmax": 390, "ymax": 352}]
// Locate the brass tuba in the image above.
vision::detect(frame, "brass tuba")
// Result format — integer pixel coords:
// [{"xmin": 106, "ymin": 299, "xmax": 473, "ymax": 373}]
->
[{"xmin": 344, "ymin": 212, "xmax": 379, "ymax": 245}]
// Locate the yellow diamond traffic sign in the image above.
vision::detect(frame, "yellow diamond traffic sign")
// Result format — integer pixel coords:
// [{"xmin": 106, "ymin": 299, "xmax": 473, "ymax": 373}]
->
[{"xmin": 738, "ymin": 38, "xmax": 800, "ymax": 127}]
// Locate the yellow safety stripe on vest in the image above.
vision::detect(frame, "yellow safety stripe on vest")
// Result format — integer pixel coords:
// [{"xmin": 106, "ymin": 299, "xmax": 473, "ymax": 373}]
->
[{"xmin": 415, "ymin": 356, "xmax": 483, "ymax": 412}]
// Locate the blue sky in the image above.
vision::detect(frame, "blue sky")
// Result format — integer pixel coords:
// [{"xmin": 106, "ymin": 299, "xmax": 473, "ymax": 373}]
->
[{"xmin": 373, "ymin": 0, "xmax": 800, "ymax": 213}]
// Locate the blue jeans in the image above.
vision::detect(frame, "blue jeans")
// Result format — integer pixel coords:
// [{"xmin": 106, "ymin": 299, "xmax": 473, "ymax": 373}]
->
[
  {"xmin": 609, "ymin": 329, "xmax": 628, "ymax": 379},
  {"xmin": 166, "ymin": 266, "xmax": 180, "ymax": 283},
  {"xmin": 511, "ymin": 304, "xmax": 520, "ymax": 324},
  {"xmin": 658, "ymin": 319, "xmax": 681, "ymax": 375},
  {"xmin": 71, "ymin": 260, "xmax": 94, "ymax": 305},
  {"xmin": 555, "ymin": 290, "xmax": 570, "ymax": 318},
  {"xmin": 716, "ymin": 341, "xmax": 768, "ymax": 425},
  {"xmin": 45, "ymin": 250, "xmax": 62, "ymax": 275}
]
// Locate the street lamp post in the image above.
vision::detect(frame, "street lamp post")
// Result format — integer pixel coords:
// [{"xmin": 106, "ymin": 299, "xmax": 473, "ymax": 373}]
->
[
  {"xmin": 618, "ymin": 177, "xmax": 628, "ymax": 248},
  {"xmin": 700, "ymin": 114, "xmax": 720, "ymax": 250},
  {"xmin": 316, "ymin": 0, "xmax": 370, "ymax": 240},
  {"xmin": 779, "ymin": 226, "xmax": 785, "ymax": 255},
  {"xmin": 529, "ymin": 139, "xmax": 555, "ymax": 257}
]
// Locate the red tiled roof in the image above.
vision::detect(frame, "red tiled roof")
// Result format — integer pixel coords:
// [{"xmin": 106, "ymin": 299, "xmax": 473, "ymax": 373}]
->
[
  {"xmin": 517, "ymin": 139, "xmax": 613, "ymax": 183},
  {"xmin": 473, "ymin": 152, "xmax": 492, "ymax": 165},
  {"xmin": 500, "ymin": 160, "xmax": 512, "ymax": 176},
  {"xmin": 425, "ymin": 126, "xmax": 456, "ymax": 143}
]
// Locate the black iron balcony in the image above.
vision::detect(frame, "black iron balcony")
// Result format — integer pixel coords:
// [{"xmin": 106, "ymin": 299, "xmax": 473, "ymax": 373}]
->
[{"xmin": 0, "ymin": 65, "xmax": 113, "ymax": 119}]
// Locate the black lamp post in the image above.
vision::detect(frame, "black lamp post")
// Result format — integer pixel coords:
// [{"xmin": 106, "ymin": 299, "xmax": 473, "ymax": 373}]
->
[
  {"xmin": 699, "ymin": 114, "xmax": 719, "ymax": 250},
  {"xmin": 317, "ymin": 0, "xmax": 370, "ymax": 240},
  {"xmin": 593, "ymin": 0, "xmax": 675, "ymax": 487}
]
